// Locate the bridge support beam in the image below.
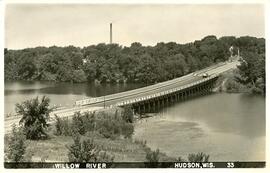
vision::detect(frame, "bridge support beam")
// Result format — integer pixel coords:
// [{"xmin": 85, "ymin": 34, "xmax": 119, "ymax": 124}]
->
[{"xmin": 119, "ymin": 76, "xmax": 218, "ymax": 116}]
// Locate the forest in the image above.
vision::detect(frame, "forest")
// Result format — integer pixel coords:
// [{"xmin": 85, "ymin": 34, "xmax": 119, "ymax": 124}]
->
[{"xmin": 4, "ymin": 35, "xmax": 265, "ymax": 93}]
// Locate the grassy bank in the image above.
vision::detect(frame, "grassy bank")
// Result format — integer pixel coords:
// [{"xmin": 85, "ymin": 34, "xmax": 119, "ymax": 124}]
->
[
  {"xmin": 5, "ymin": 97, "xmax": 211, "ymax": 164},
  {"xmin": 5, "ymin": 126, "xmax": 173, "ymax": 163},
  {"xmin": 4, "ymin": 107, "xmax": 173, "ymax": 162},
  {"xmin": 19, "ymin": 133, "xmax": 153, "ymax": 162}
]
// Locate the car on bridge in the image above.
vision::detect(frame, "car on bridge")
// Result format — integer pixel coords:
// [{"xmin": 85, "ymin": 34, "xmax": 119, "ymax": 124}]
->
[{"xmin": 202, "ymin": 73, "xmax": 209, "ymax": 78}]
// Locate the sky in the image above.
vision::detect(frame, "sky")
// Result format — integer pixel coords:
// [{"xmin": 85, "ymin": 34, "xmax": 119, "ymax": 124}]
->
[{"xmin": 5, "ymin": 4, "xmax": 265, "ymax": 49}]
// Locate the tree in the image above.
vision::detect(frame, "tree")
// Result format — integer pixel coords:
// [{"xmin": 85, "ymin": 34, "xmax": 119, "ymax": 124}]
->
[
  {"xmin": 4, "ymin": 36, "xmax": 265, "ymax": 86},
  {"xmin": 16, "ymin": 96, "xmax": 52, "ymax": 140},
  {"xmin": 236, "ymin": 51, "xmax": 265, "ymax": 94},
  {"xmin": 72, "ymin": 69, "xmax": 87, "ymax": 83},
  {"xmin": 7, "ymin": 125, "xmax": 26, "ymax": 162},
  {"xmin": 17, "ymin": 53, "xmax": 37, "ymax": 80}
]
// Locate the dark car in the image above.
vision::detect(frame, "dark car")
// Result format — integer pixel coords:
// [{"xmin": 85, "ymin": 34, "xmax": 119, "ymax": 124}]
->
[{"xmin": 202, "ymin": 73, "xmax": 209, "ymax": 78}]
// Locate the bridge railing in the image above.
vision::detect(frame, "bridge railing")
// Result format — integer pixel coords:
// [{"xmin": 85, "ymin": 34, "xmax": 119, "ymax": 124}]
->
[{"xmin": 114, "ymin": 74, "xmax": 218, "ymax": 107}]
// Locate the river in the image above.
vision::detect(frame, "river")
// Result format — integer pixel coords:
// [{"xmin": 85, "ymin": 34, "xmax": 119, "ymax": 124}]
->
[
  {"xmin": 133, "ymin": 93, "xmax": 265, "ymax": 161},
  {"xmin": 4, "ymin": 81, "xmax": 265, "ymax": 161},
  {"xmin": 4, "ymin": 81, "xmax": 145, "ymax": 115}
]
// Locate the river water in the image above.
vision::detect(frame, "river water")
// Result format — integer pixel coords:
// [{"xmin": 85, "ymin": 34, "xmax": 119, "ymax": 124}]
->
[
  {"xmin": 134, "ymin": 93, "xmax": 265, "ymax": 161},
  {"xmin": 5, "ymin": 81, "xmax": 265, "ymax": 161},
  {"xmin": 4, "ymin": 81, "xmax": 145, "ymax": 115}
]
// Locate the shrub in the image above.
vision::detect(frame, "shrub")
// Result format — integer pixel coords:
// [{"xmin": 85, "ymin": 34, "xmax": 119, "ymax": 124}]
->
[
  {"xmin": 145, "ymin": 149, "xmax": 160, "ymax": 168},
  {"xmin": 83, "ymin": 112, "xmax": 96, "ymax": 132},
  {"xmin": 67, "ymin": 135, "xmax": 114, "ymax": 162},
  {"xmin": 96, "ymin": 111, "xmax": 134, "ymax": 139},
  {"xmin": 71, "ymin": 112, "xmax": 86, "ymax": 135},
  {"xmin": 175, "ymin": 156, "xmax": 185, "ymax": 162},
  {"xmin": 7, "ymin": 125, "xmax": 27, "ymax": 162},
  {"xmin": 54, "ymin": 115, "xmax": 72, "ymax": 136},
  {"xmin": 225, "ymin": 78, "xmax": 244, "ymax": 93},
  {"xmin": 98, "ymin": 117, "xmax": 118, "ymax": 139},
  {"xmin": 16, "ymin": 96, "xmax": 52, "ymax": 140},
  {"xmin": 121, "ymin": 105, "xmax": 134, "ymax": 123},
  {"xmin": 188, "ymin": 152, "xmax": 210, "ymax": 162},
  {"xmin": 146, "ymin": 149, "xmax": 160, "ymax": 162},
  {"xmin": 97, "ymin": 151, "xmax": 115, "ymax": 162},
  {"xmin": 55, "ymin": 110, "xmax": 134, "ymax": 139},
  {"xmin": 121, "ymin": 122, "xmax": 134, "ymax": 138}
]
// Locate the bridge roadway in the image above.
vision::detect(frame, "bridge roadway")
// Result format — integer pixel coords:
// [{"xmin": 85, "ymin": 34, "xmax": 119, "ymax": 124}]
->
[
  {"xmin": 4, "ymin": 60, "xmax": 239, "ymax": 133},
  {"xmin": 73, "ymin": 60, "xmax": 239, "ymax": 107}
]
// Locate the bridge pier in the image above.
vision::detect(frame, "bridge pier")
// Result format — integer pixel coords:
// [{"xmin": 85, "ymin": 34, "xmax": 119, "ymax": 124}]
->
[
  {"xmin": 120, "ymin": 76, "xmax": 218, "ymax": 116},
  {"xmin": 153, "ymin": 100, "xmax": 156, "ymax": 112},
  {"xmin": 143, "ymin": 104, "xmax": 146, "ymax": 114}
]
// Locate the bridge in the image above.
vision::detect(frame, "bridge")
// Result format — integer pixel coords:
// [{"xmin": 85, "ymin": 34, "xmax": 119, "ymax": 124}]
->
[{"xmin": 4, "ymin": 60, "xmax": 240, "ymax": 133}]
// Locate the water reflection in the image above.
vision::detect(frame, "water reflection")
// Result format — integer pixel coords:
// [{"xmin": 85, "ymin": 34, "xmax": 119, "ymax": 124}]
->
[{"xmin": 4, "ymin": 81, "xmax": 145, "ymax": 114}]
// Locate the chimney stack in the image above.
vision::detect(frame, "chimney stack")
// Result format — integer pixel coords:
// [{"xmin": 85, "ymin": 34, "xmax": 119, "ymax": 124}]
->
[{"xmin": 110, "ymin": 23, "xmax": 112, "ymax": 44}]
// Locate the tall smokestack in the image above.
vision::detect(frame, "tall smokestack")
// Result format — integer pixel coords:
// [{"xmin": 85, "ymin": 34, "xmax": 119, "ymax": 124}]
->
[{"xmin": 110, "ymin": 23, "xmax": 112, "ymax": 44}]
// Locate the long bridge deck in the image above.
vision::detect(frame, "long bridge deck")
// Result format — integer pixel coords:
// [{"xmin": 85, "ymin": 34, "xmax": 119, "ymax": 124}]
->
[
  {"xmin": 5, "ymin": 60, "xmax": 240, "ymax": 133},
  {"xmin": 72, "ymin": 60, "xmax": 239, "ymax": 108}
]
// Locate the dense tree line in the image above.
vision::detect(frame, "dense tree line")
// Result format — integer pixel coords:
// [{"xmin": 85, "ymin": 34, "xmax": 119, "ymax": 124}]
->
[
  {"xmin": 236, "ymin": 39, "xmax": 265, "ymax": 94},
  {"xmin": 4, "ymin": 36, "xmax": 265, "ymax": 85}
]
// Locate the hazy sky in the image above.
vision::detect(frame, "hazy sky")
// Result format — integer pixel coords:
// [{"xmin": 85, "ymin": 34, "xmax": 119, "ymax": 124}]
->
[{"xmin": 5, "ymin": 4, "xmax": 265, "ymax": 49}]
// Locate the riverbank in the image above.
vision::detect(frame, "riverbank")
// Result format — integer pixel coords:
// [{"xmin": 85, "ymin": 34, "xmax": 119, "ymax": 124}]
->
[
  {"xmin": 4, "ymin": 108, "xmax": 174, "ymax": 163},
  {"xmin": 4, "ymin": 132, "xmax": 172, "ymax": 162},
  {"xmin": 5, "ymin": 92, "xmax": 265, "ymax": 163},
  {"xmin": 214, "ymin": 69, "xmax": 248, "ymax": 93}
]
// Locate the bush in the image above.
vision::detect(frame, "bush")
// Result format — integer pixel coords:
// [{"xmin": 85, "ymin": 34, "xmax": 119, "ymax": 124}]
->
[
  {"xmin": 54, "ymin": 115, "xmax": 72, "ymax": 136},
  {"xmin": 225, "ymin": 78, "xmax": 244, "ymax": 93},
  {"xmin": 146, "ymin": 149, "xmax": 160, "ymax": 162},
  {"xmin": 71, "ymin": 112, "xmax": 86, "ymax": 135},
  {"xmin": 175, "ymin": 156, "xmax": 185, "ymax": 162},
  {"xmin": 83, "ymin": 112, "xmax": 96, "ymax": 132},
  {"xmin": 68, "ymin": 135, "xmax": 114, "ymax": 162},
  {"xmin": 96, "ymin": 111, "xmax": 134, "ymax": 139},
  {"xmin": 121, "ymin": 105, "xmax": 134, "ymax": 123},
  {"xmin": 7, "ymin": 125, "xmax": 27, "ymax": 162},
  {"xmin": 121, "ymin": 123, "xmax": 134, "ymax": 138},
  {"xmin": 188, "ymin": 152, "xmax": 210, "ymax": 162},
  {"xmin": 145, "ymin": 149, "xmax": 160, "ymax": 168},
  {"xmin": 97, "ymin": 151, "xmax": 115, "ymax": 162},
  {"xmin": 98, "ymin": 117, "xmax": 119, "ymax": 139},
  {"xmin": 54, "ymin": 110, "xmax": 134, "ymax": 139},
  {"xmin": 16, "ymin": 96, "xmax": 52, "ymax": 140}
]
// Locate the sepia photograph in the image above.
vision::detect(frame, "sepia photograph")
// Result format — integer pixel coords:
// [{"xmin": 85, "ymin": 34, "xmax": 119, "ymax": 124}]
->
[{"xmin": 2, "ymin": 0, "xmax": 267, "ymax": 169}]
